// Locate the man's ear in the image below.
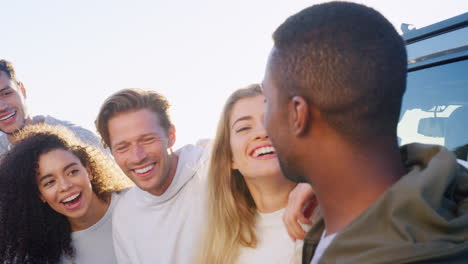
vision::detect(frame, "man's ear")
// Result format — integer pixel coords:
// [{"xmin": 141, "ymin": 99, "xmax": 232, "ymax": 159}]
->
[
  {"xmin": 168, "ymin": 125, "xmax": 176, "ymax": 148},
  {"xmin": 18, "ymin": 82, "xmax": 27, "ymax": 98},
  {"xmin": 289, "ymin": 96, "xmax": 309, "ymax": 136}
]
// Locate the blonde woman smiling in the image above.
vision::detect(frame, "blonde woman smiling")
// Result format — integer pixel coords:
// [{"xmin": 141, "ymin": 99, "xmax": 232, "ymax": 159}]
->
[{"xmin": 198, "ymin": 84, "xmax": 309, "ymax": 264}]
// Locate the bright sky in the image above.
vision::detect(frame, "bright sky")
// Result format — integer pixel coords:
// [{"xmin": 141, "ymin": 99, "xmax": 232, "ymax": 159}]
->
[{"xmin": 3, "ymin": 0, "xmax": 468, "ymax": 148}]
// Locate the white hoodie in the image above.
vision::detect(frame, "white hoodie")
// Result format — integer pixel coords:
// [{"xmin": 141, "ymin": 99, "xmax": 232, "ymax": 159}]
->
[{"xmin": 112, "ymin": 144, "xmax": 206, "ymax": 264}]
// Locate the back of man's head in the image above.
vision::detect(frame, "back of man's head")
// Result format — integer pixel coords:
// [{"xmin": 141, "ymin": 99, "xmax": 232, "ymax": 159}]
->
[{"xmin": 271, "ymin": 2, "xmax": 407, "ymax": 141}]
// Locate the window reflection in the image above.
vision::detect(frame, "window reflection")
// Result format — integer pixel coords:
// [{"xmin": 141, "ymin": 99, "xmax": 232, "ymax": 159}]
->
[{"xmin": 398, "ymin": 59, "xmax": 468, "ymax": 150}]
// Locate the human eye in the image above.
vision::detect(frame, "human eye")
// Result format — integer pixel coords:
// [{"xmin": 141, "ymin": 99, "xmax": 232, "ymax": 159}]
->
[
  {"xmin": 142, "ymin": 136, "xmax": 156, "ymax": 144},
  {"xmin": 43, "ymin": 179, "xmax": 56, "ymax": 188},
  {"xmin": 0, "ymin": 88, "xmax": 12, "ymax": 97},
  {"xmin": 114, "ymin": 144, "xmax": 129, "ymax": 153},
  {"xmin": 235, "ymin": 126, "xmax": 251, "ymax": 133},
  {"xmin": 68, "ymin": 169, "xmax": 80, "ymax": 176}
]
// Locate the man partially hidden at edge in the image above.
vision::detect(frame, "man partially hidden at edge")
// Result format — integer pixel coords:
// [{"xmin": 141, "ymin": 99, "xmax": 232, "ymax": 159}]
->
[{"xmin": 0, "ymin": 59, "xmax": 104, "ymax": 154}]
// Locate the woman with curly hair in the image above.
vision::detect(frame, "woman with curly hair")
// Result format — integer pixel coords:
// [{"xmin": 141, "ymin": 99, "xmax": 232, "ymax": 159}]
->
[
  {"xmin": 197, "ymin": 84, "xmax": 314, "ymax": 264},
  {"xmin": 0, "ymin": 124, "xmax": 132, "ymax": 263}
]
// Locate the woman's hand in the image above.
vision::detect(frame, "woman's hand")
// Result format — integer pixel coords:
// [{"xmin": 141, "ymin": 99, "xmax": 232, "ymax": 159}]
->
[{"xmin": 283, "ymin": 183, "xmax": 317, "ymax": 241}]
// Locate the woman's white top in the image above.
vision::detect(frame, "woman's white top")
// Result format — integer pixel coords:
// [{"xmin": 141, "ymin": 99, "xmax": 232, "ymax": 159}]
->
[
  {"xmin": 61, "ymin": 191, "xmax": 123, "ymax": 264},
  {"xmin": 237, "ymin": 208, "xmax": 305, "ymax": 264}
]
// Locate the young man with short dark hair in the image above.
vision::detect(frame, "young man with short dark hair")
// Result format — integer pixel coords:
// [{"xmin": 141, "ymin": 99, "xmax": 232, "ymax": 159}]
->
[{"xmin": 262, "ymin": 2, "xmax": 468, "ymax": 263}]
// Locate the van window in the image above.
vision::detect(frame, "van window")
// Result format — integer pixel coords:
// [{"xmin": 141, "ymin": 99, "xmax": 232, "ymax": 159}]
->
[{"xmin": 398, "ymin": 59, "xmax": 468, "ymax": 150}]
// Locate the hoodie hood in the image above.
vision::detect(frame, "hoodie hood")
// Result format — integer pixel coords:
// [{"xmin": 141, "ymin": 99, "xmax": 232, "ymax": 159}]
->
[
  {"xmin": 138, "ymin": 144, "xmax": 205, "ymax": 206},
  {"xmin": 304, "ymin": 143, "xmax": 468, "ymax": 264}
]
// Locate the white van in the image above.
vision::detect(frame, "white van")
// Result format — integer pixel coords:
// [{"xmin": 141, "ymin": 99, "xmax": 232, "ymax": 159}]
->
[{"xmin": 399, "ymin": 12, "xmax": 468, "ymax": 161}]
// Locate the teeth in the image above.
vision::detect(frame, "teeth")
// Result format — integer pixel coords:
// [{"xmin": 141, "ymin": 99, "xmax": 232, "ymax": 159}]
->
[
  {"xmin": 253, "ymin": 146, "xmax": 275, "ymax": 157},
  {"xmin": 62, "ymin": 193, "xmax": 80, "ymax": 203},
  {"xmin": 134, "ymin": 164, "xmax": 154, "ymax": 174},
  {"xmin": 0, "ymin": 111, "xmax": 15, "ymax": 121}
]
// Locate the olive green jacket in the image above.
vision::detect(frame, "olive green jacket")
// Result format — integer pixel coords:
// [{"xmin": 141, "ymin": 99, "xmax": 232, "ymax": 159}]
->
[{"xmin": 303, "ymin": 143, "xmax": 468, "ymax": 264}]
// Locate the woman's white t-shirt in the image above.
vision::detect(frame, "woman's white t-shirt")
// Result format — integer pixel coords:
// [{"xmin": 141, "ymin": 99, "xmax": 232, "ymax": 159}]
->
[
  {"xmin": 61, "ymin": 191, "xmax": 124, "ymax": 264},
  {"xmin": 237, "ymin": 208, "xmax": 305, "ymax": 264}
]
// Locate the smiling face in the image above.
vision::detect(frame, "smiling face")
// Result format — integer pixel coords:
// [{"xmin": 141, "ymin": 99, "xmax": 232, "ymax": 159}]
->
[
  {"xmin": 36, "ymin": 148, "xmax": 95, "ymax": 221},
  {"xmin": 0, "ymin": 71, "xmax": 29, "ymax": 135},
  {"xmin": 229, "ymin": 94, "xmax": 281, "ymax": 179},
  {"xmin": 108, "ymin": 108, "xmax": 176, "ymax": 196}
]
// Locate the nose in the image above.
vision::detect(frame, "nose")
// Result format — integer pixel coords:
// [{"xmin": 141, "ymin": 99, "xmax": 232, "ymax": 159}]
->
[
  {"xmin": 254, "ymin": 124, "xmax": 269, "ymax": 140},
  {"xmin": 59, "ymin": 177, "xmax": 73, "ymax": 192},
  {"xmin": 129, "ymin": 144, "xmax": 148, "ymax": 164},
  {"xmin": 0, "ymin": 100, "xmax": 8, "ymax": 111}
]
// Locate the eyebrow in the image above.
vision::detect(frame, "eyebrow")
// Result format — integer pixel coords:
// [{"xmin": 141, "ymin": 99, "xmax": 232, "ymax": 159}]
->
[
  {"xmin": 231, "ymin": 116, "xmax": 252, "ymax": 129},
  {"xmin": 38, "ymin": 162, "xmax": 78, "ymax": 182}
]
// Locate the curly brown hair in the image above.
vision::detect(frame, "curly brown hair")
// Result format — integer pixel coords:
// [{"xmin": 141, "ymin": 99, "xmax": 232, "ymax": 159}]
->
[{"xmin": 0, "ymin": 124, "xmax": 132, "ymax": 263}]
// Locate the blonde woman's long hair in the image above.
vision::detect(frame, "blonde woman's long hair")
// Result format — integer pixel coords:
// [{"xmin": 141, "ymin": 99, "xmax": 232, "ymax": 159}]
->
[{"xmin": 198, "ymin": 84, "xmax": 263, "ymax": 264}]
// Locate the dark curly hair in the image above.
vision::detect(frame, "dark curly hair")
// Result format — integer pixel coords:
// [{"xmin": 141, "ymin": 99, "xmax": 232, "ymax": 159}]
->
[{"xmin": 0, "ymin": 124, "xmax": 132, "ymax": 263}]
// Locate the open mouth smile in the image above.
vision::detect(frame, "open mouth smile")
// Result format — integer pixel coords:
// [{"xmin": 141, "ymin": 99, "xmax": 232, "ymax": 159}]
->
[
  {"xmin": 132, "ymin": 163, "xmax": 156, "ymax": 177},
  {"xmin": 0, "ymin": 111, "xmax": 16, "ymax": 122},
  {"xmin": 60, "ymin": 192, "xmax": 82, "ymax": 210},
  {"xmin": 250, "ymin": 145, "xmax": 277, "ymax": 159}
]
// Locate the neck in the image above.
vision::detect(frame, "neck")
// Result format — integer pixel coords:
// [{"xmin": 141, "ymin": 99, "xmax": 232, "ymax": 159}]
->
[
  {"xmin": 69, "ymin": 193, "xmax": 110, "ymax": 232},
  {"xmin": 244, "ymin": 173, "xmax": 296, "ymax": 213},
  {"xmin": 6, "ymin": 116, "xmax": 33, "ymax": 143},
  {"xmin": 306, "ymin": 136, "xmax": 406, "ymax": 235},
  {"xmin": 148, "ymin": 152, "xmax": 179, "ymax": 196}
]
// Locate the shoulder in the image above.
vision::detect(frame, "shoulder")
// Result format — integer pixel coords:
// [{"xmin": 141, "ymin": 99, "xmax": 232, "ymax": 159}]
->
[
  {"xmin": 45, "ymin": 117, "xmax": 94, "ymax": 137},
  {"xmin": 177, "ymin": 144, "xmax": 204, "ymax": 159},
  {"xmin": 112, "ymin": 187, "xmax": 139, "ymax": 217},
  {"xmin": 0, "ymin": 133, "xmax": 9, "ymax": 153},
  {"xmin": 177, "ymin": 144, "xmax": 209, "ymax": 171},
  {"xmin": 43, "ymin": 116, "xmax": 107, "ymax": 151},
  {"xmin": 112, "ymin": 187, "xmax": 133, "ymax": 204},
  {"xmin": 111, "ymin": 187, "xmax": 148, "ymax": 234},
  {"xmin": 96, "ymin": 189, "xmax": 133, "ymax": 227}
]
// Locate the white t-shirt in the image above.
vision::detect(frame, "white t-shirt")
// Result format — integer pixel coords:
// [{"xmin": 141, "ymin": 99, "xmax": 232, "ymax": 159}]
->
[
  {"xmin": 61, "ymin": 191, "xmax": 125, "ymax": 264},
  {"xmin": 112, "ymin": 145, "xmax": 206, "ymax": 264},
  {"xmin": 237, "ymin": 208, "xmax": 305, "ymax": 264},
  {"xmin": 310, "ymin": 231, "xmax": 337, "ymax": 264}
]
